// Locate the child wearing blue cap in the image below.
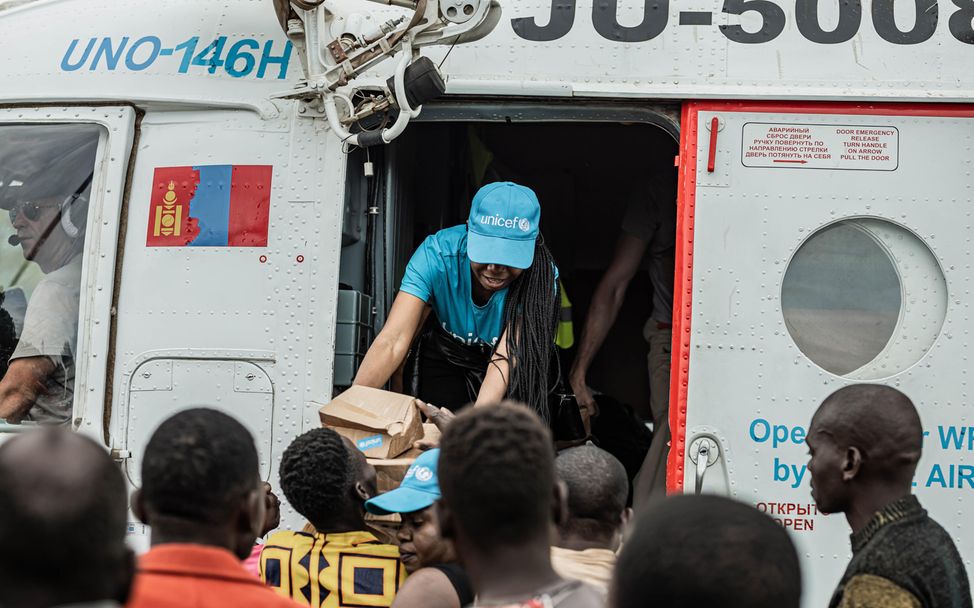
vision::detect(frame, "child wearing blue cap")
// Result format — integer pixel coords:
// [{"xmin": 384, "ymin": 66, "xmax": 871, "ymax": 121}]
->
[
  {"xmin": 365, "ymin": 449, "xmax": 474, "ymax": 608},
  {"xmin": 353, "ymin": 182, "xmax": 561, "ymax": 424}
]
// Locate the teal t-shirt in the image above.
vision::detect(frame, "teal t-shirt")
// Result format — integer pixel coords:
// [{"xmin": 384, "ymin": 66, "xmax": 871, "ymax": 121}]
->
[{"xmin": 400, "ymin": 225, "xmax": 507, "ymax": 347}]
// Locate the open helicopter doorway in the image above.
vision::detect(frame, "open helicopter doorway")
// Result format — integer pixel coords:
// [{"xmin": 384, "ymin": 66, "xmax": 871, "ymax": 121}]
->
[{"xmin": 338, "ymin": 110, "xmax": 679, "ymax": 432}]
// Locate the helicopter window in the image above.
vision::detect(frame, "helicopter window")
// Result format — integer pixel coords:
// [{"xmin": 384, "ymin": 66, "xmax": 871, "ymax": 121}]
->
[
  {"xmin": 0, "ymin": 124, "xmax": 100, "ymax": 425},
  {"xmin": 781, "ymin": 218, "xmax": 947, "ymax": 379}
]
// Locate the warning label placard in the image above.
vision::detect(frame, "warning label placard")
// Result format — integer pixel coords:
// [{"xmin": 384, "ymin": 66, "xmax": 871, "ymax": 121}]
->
[{"xmin": 742, "ymin": 123, "xmax": 898, "ymax": 171}]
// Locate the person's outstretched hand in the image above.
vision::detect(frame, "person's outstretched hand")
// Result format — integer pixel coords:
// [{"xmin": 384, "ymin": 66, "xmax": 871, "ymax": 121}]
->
[
  {"xmin": 413, "ymin": 399, "xmax": 454, "ymax": 450},
  {"xmin": 569, "ymin": 374, "xmax": 600, "ymax": 437}
]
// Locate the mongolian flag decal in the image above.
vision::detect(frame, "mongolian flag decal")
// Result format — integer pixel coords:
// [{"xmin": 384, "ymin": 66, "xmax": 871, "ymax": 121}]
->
[{"xmin": 146, "ymin": 165, "xmax": 272, "ymax": 247}]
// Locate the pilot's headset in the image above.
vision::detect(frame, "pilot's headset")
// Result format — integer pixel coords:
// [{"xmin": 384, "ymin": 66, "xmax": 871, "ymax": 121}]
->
[
  {"xmin": 52, "ymin": 138, "xmax": 98, "ymax": 242},
  {"xmin": 58, "ymin": 171, "xmax": 93, "ymax": 240}
]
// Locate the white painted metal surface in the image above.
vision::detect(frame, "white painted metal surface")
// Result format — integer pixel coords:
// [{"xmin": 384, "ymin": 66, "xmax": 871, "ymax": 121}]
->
[
  {"xmin": 682, "ymin": 105, "xmax": 972, "ymax": 607},
  {"xmin": 108, "ymin": 107, "xmax": 347, "ymax": 529},
  {"xmin": 1, "ymin": 0, "xmax": 974, "ymax": 108},
  {"xmin": 0, "ymin": 0, "xmax": 299, "ymax": 113},
  {"xmin": 123, "ymin": 352, "xmax": 277, "ymax": 484},
  {"xmin": 439, "ymin": 0, "xmax": 974, "ymax": 101}
]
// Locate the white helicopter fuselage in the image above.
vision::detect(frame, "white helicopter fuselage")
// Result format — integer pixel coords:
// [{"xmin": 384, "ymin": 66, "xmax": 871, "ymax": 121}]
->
[{"xmin": 1, "ymin": 1, "xmax": 972, "ymax": 606}]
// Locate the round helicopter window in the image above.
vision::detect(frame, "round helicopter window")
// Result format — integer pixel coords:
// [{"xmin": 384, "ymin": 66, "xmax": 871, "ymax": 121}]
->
[{"xmin": 781, "ymin": 219, "xmax": 946, "ymax": 380}]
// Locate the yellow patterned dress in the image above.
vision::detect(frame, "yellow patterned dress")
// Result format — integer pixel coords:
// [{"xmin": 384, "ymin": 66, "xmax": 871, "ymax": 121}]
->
[{"xmin": 260, "ymin": 530, "xmax": 405, "ymax": 608}]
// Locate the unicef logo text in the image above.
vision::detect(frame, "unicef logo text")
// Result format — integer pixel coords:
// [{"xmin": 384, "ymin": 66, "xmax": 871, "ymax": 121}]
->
[{"xmin": 479, "ymin": 213, "xmax": 532, "ymax": 233}]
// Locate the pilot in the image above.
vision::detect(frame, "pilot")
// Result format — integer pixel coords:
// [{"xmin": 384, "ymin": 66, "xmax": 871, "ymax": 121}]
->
[
  {"xmin": 569, "ymin": 170, "xmax": 676, "ymax": 506},
  {"xmin": 0, "ymin": 136, "xmax": 94, "ymax": 424},
  {"xmin": 353, "ymin": 182, "xmax": 562, "ymax": 425}
]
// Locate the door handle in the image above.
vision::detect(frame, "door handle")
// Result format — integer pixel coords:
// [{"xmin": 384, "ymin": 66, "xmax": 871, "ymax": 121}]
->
[
  {"xmin": 695, "ymin": 443, "xmax": 709, "ymax": 494},
  {"xmin": 688, "ymin": 435, "xmax": 720, "ymax": 494}
]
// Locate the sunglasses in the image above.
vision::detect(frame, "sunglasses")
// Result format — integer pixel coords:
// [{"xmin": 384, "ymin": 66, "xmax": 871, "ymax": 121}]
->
[{"xmin": 8, "ymin": 200, "xmax": 60, "ymax": 224}]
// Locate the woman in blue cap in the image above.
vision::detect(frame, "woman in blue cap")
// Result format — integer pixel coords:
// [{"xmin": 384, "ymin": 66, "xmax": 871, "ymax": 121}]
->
[
  {"xmin": 353, "ymin": 182, "xmax": 560, "ymax": 424},
  {"xmin": 365, "ymin": 450, "xmax": 474, "ymax": 608}
]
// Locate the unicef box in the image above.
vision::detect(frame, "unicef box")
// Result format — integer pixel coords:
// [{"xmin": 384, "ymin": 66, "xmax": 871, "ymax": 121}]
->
[{"xmin": 316, "ymin": 385, "xmax": 423, "ymax": 459}]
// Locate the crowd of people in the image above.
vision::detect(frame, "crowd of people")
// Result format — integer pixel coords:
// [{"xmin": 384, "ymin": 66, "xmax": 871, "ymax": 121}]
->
[
  {"xmin": 0, "ymin": 383, "xmax": 970, "ymax": 608},
  {"xmin": 0, "ymin": 93, "xmax": 970, "ymax": 608},
  {"xmin": 0, "ymin": 171, "xmax": 965, "ymax": 605}
]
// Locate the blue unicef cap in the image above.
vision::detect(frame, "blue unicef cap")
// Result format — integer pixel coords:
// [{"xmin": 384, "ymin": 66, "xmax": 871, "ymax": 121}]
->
[
  {"xmin": 466, "ymin": 182, "xmax": 541, "ymax": 270},
  {"xmin": 364, "ymin": 449, "xmax": 441, "ymax": 516}
]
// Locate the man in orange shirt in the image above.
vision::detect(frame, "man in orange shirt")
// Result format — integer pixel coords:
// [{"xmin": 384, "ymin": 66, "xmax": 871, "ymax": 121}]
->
[{"xmin": 127, "ymin": 408, "xmax": 301, "ymax": 608}]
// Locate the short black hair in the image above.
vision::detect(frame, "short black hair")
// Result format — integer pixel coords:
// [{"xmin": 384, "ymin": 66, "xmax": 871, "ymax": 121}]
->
[
  {"xmin": 141, "ymin": 408, "xmax": 260, "ymax": 524},
  {"xmin": 279, "ymin": 427, "xmax": 354, "ymax": 530},
  {"xmin": 815, "ymin": 384, "xmax": 922, "ymax": 480},
  {"xmin": 555, "ymin": 445, "xmax": 628, "ymax": 539},
  {"xmin": 0, "ymin": 428, "xmax": 130, "ymax": 605},
  {"xmin": 613, "ymin": 495, "xmax": 801, "ymax": 608},
  {"xmin": 438, "ymin": 401, "xmax": 555, "ymax": 553}
]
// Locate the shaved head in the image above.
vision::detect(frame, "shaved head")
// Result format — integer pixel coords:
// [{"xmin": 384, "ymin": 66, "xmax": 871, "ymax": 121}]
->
[
  {"xmin": 807, "ymin": 384, "xmax": 923, "ymax": 516},
  {"xmin": 555, "ymin": 446, "xmax": 628, "ymax": 544},
  {"xmin": 0, "ymin": 429, "xmax": 132, "ymax": 607},
  {"xmin": 813, "ymin": 384, "xmax": 922, "ymax": 479}
]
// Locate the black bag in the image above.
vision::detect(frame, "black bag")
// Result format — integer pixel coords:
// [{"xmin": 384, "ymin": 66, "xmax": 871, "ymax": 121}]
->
[
  {"xmin": 589, "ymin": 394, "xmax": 653, "ymax": 504},
  {"xmin": 550, "ymin": 392, "xmax": 588, "ymax": 446}
]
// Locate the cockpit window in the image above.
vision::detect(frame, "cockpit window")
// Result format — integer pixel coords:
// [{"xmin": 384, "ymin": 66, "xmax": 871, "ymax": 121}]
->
[{"xmin": 0, "ymin": 124, "xmax": 100, "ymax": 425}]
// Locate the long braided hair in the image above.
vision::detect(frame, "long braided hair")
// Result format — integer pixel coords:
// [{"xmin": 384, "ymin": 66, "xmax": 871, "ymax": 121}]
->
[{"xmin": 497, "ymin": 237, "xmax": 560, "ymax": 424}]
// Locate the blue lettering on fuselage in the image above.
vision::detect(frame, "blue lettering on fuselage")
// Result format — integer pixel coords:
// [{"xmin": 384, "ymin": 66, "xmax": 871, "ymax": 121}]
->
[{"xmin": 60, "ymin": 36, "xmax": 293, "ymax": 80}]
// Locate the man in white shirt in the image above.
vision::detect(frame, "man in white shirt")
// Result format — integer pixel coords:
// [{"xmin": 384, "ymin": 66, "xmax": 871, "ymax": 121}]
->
[{"xmin": 0, "ymin": 135, "xmax": 93, "ymax": 424}]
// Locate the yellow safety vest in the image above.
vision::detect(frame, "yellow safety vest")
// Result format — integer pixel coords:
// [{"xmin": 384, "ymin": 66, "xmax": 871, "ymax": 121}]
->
[{"xmin": 556, "ymin": 279, "xmax": 574, "ymax": 349}]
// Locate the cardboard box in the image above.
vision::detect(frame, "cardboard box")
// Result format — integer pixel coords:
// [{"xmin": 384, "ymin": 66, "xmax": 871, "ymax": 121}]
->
[
  {"xmin": 363, "ymin": 422, "xmax": 444, "ymax": 528},
  {"xmin": 368, "ymin": 457, "xmax": 416, "ymax": 493},
  {"xmin": 365, "ymin": 423, "xmax": 441, "ymax": 493},
  {"xmin": 387, "ymin": 424, "xmax": 442, "ymax": 460},
  {"xmin": 366, "ymin": 514, "xmax": 402, "ymax": 536},
  {"xmin": 421, "ymin": 422, "xmax": 441, "ymax": 446},
  {"xmin": 317, "ymin": 386, "xmax": 423, "ymax": 459}
]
